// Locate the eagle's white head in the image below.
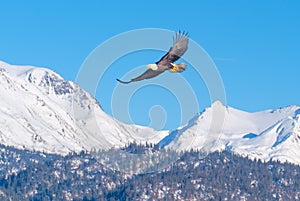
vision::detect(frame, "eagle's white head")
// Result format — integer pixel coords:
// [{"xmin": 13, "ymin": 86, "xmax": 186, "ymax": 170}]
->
[{"xmin": 146, "ymin": 63, "xmax": 158, "ymax": 71}]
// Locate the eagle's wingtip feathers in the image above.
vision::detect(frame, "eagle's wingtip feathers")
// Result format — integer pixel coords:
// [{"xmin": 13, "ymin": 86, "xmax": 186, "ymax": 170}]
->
[
  {"xmin": 176, "ymin": 30, "xmax": 189, "ymax": 39},
  {"xmin": 116, "ymin": 78, "xmax": 130, "ymax": 84}
]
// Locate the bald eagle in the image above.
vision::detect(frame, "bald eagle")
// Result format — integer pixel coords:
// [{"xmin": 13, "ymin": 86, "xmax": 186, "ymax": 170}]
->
[{"xmin": 117, "ymin": 31, "xmax": 189, "ymax": 84}]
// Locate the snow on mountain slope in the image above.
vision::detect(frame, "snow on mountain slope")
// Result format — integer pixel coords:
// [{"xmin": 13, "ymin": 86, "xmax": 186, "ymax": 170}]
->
[
  {"xmin": 0, "ymin": 61, "xmax": 168, "ymax": 154},
  {"xmin": 1, "ymin": 60, "xmax": 299, "ymax": 165},
  {"xmin": 159, "ymin": 101, "xmax": 300, "ymax": 165}
]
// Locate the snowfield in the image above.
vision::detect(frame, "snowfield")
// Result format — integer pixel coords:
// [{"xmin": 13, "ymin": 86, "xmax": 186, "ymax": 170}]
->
[
  {"xmin": 0, "ymin": 61, "xmax": 168, "ymax": 154},
  {"xmin": 0, "ymin": 61, "xmax": 299, "ymax": 165},
  {"xmin": 159, "ymin": 101, "xmax": 300, "ymax": 165}
]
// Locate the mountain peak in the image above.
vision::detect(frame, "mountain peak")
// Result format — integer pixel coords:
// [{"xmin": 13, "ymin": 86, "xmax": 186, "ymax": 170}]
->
[
  {"xmin": 160, "ymin": 102, "xmax": 300, "ymax": 165},
  {"xmin": 0, "ymin": 61, "xmax": 168, "ymax": 154},
  {"xmin": 211, "ymin": 100, "xmax": 225, "ymax": 108}
]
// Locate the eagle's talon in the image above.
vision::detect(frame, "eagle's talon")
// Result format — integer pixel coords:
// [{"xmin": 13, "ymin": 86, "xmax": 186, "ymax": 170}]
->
[
  {"xmin": 171, "ymin": 67, "xmax": 176, "ymax": 72},
  {"xmin": 170, "ymin": 64, "xmax": 178, "ymax": 72}
]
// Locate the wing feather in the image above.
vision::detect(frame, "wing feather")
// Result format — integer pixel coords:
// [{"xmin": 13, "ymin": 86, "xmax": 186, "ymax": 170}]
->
[
  {"xmin": 117, "ymin": 69, "xmax": 163, "ymax": 84},
  {"xmin": 156, "ymin": 31, "xmax": 189, "ymax": 65}
]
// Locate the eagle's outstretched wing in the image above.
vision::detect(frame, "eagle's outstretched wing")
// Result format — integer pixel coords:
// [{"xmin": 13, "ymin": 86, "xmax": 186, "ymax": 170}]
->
[
  {"xmin": 156, "ymin": 31, "xmax": 189, "ymax": 66},
  {"xmin": 117, "ymin": 69, "xmax": 163, "ymax": 84}
]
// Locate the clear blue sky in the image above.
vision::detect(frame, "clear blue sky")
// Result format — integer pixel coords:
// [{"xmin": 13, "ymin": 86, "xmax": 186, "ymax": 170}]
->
[{"xmin": 1, "ymin": 1, "xmax": 300, "ymax": 130}]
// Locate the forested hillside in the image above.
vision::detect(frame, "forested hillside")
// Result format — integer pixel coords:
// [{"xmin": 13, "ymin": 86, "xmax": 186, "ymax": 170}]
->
[{"xmin": 0, "ymin": 144, "xmax": 299, "ymax": 200}]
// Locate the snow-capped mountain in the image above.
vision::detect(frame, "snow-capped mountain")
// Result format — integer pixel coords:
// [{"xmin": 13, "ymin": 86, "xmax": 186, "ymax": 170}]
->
[
  {"xmin": 0, "ymin": 61, "xmax": 168, "ymax": 154},
  {"xmin": 1, "ymin": 61, "xmax": 299, "ymax": 165},
  {"xmin": 159, "ymin": 101, "xmax": 300, "ymax": 165}
]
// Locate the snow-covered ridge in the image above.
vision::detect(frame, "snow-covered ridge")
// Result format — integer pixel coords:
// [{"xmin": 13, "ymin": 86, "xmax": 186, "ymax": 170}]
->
[
  {"xmin": 0, "ymin": 61, "xmax": 299, "ymax": 165},
  {"xmin": 159, "ymin": 101, "xmax": 300, "ymax": 165},
  {"xmin": 0, "ymin": 61, "xmax": 168, "ymax": 154}
]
